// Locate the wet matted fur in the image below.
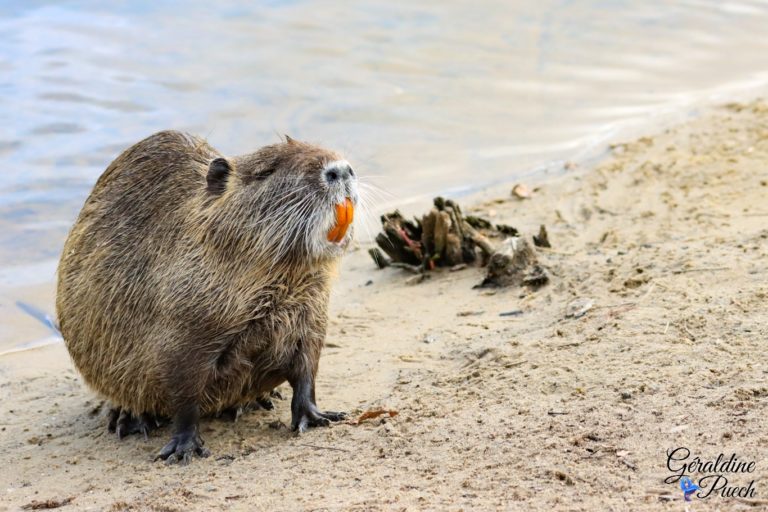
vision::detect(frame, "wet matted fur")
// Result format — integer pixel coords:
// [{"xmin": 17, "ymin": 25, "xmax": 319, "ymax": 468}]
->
[{"xmin": 57, "ymin": 130, "xmax": 359, "ymax": 461}]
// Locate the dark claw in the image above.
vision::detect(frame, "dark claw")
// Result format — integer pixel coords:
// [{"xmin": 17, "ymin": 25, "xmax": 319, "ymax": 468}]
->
[
  {"xmin": 255, "ymin": 397, "xmax": 275, "ymax": 410},
  {"xmin": 217, "ymin": 406, "xmax": 240, "ymax": 422},
  {"xmin": 320, "ymin": 411, "xmax": 347, "ymax": 422},
  {"xmin": 107, "ymin": 408, "xmax": 120, "ymax": 433},
  {"xmin": 217, "ymin": 399, "xmax": 271, "ymax": 423},
  {"xmin": 252, "ymin": 389, "xmax": 283, "ymax": 411},
  {"xmin": 116, "ymin": 409, "xmax": 132, "ymax": 440},
  {"xmin": 291, "ymin": 405, "xmax": 346, "ymax": 433},
  {"xmin": 108, "ymin": 407, "xmax": 156, "ymax": 440},
  {"xmin": 218, "ymin": 392, "xmax": 282, "ymax": 422},
  {"xmin": 313, "ymin": 416, "xmax": 330, "ymax": 428},
  {"xmin": 155, "ymin": 428, "xmax": 209, "ymax": 464}
]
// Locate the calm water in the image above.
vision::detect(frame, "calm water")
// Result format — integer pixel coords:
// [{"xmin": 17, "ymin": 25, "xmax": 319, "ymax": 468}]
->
[{"xmin": 2, "ymin": 0, "xmax": 768, "ymax": 349}]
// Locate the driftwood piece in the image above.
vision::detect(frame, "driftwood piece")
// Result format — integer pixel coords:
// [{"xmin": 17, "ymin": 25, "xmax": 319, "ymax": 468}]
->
[
  {"xmin": 477, "ymin": 237, "xmax": 549, "ymax": 288},
  {"xmin": 374, "ymin": 211, "xmax": 423, "ymax": 266},
  {"xmin": 371, "ymin": 197, "xmax": 509, "ymax": 270},
  {"xmin": 370, "ymin": 196, "xmax": 549, "ymax": 290},
  {"xmin": 417, "ymin": 197, "xmax": 476, "ymax": 268},
  {"xmin": 368, "ymin": 248, "xmax": 390, "ymax": 269},
  {"xmin": 461, "ymin": 223, "xmax": 494, "ymax": 258},
  {"xmin": 421, "ymin": 208, "xmax": 437, "ymax": 257},
  {"xmin": 465, "ymin": 216, "xmax": 492, "ymax": 230}
]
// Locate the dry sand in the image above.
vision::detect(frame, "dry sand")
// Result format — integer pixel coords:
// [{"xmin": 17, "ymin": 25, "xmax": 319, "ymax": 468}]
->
[{"xmin": 1, "ymin": 101, "xmax": 767, "ymax": 511}]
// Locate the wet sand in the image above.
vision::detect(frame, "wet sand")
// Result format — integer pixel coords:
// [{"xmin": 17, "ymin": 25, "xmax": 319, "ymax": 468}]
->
[{"xmin": 1, "ymin": 101, "xmax": 767, "ymax": 510}]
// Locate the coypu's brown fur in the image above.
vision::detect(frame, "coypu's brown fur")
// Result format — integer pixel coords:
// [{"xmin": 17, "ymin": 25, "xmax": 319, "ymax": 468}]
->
[{"xmin": 56, "ymin": 130, "xmax": 358, "ymax": 462}]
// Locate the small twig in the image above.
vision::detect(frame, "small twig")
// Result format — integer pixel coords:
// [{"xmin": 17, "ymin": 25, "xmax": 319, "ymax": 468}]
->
[
  {"xmin": 462, "ymin": 222, "xmax": 495, "ymax": 257},
  {"xmin": 547, "ymin": 410, "xmax": 569, "ymax": 416},
  {"xmin": 680, "ymin": 322, "xmax": 696, "ymax": 341},
  {"xmin": 671, "ymin": 267, "xmax": 729, "ymax": 275},
  {"xmin": 735, "ymin": 497, "xmax": 768, "ymax": 507},
  {"xmin": 536, "ymin": 247, "xmax": 576, "ymax": 256},
  {"xmin": 593, "ymin": 302, "xmax": 636, "ymax": 309},
  {"xmin": 663, "ymin": 321, "xmax": 670, "ymax": 335},
  {"xmin": 619, "ymin": 458, "xmax": 637, "ymax": 471},
  {"xmin": 639, "ymin": 282, "xmax": 656, "ymax": 303},
  {"xmin": 297, "ymin": 443, "xmax": 350, "ymax": 453},
  {"xmin": 595, "ymin": 205, "xmax": 619, "ymax": 216},
  {"xmin": 21, "ymin": 497, "xmax": 74, "ymax": 510},
  {"xmin": 592, "ymin": 302, "xmax": 637, "ymax": 317},
  {"xmin": 580, "ymin": 448, "xmax": 603, "ymax": 460}
]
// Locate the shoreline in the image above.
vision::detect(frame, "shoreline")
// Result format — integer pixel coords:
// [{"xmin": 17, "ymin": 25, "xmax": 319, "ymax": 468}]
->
[
  {"xmin": 352, "ymin": 74, "xmax": 768, "ymax": 216},
  {"xmin": 3, "ymin": 84, "xmax": 768, "ymax": 357},
  {"xmin": 2, "ymin": 99, "xmax": 768, "ymax": 510}
]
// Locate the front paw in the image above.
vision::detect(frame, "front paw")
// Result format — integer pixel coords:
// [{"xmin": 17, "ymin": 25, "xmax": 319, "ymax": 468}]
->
[
  {"xmin": 291, "ymin": 404, "xmax": 347, "ymax": 433},
  {"xmin": 155, "ymin": 428, "xmax": 210, "ymax": 464}
]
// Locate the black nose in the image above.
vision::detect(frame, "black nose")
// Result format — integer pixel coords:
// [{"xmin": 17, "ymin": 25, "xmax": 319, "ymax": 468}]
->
[{"xmin": 324, "ymin": 164, "xmax": 354, "ymax": 183}]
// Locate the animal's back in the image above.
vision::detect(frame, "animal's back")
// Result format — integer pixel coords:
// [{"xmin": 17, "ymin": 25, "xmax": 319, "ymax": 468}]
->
[{"xmin": 56, "ymin": 131, "xmax": 218, "ymax": 412}]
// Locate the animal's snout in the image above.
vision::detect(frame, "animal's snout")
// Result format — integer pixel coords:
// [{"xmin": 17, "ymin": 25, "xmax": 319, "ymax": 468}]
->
[{"xmin": 323, "ymin": 161, "xmax": 355, "ymax": 185}]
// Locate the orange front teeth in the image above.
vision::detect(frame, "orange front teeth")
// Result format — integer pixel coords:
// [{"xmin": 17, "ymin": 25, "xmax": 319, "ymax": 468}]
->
[{"xmin": 327, "ymin": 197, "xmax": 354, "ymax": 243}]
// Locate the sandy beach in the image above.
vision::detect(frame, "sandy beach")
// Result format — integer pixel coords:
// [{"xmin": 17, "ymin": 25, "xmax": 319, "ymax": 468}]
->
[{"xmin": 1, "ymin": 100, "xmax": 767, "ymax": 511}]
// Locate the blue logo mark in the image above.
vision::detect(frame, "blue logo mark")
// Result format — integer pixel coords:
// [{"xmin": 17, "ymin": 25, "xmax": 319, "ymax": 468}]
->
[{"xmin": 680, "ymin": 477, "xmax": 699, "ymax": 501}]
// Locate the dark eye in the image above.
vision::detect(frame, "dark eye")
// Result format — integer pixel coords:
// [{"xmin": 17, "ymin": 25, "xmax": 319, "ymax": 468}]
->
[{"xmin": 325, "ymin": 169, "xmax": 339, "ymax": 182}]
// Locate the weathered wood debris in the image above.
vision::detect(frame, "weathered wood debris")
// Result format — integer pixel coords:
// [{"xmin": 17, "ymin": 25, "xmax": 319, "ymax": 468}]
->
[{"xmin": 368, "ymin": 197, "xmax": 549, "ymax": 288}]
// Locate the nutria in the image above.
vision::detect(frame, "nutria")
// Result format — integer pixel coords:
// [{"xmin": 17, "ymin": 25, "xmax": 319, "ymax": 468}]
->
[{"xmin": 56, "ymin": 130, "xmax": 359, "ymax": 463}]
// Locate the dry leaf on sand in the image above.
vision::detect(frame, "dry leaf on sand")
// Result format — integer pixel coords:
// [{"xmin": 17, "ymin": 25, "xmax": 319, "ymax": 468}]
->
[{"xmin": 349, "ymin": 408, "xmax": 399, "ymax": 425}]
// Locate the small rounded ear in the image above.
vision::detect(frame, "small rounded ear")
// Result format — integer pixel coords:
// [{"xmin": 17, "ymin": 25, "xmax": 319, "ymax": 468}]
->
[
  {"xmin": 207, "ymin": 157, "xmax": 232, "ymax": 195},
  {"xmin": 284, "ymin": 134, "xmax": 297, "ymax": 145}
]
